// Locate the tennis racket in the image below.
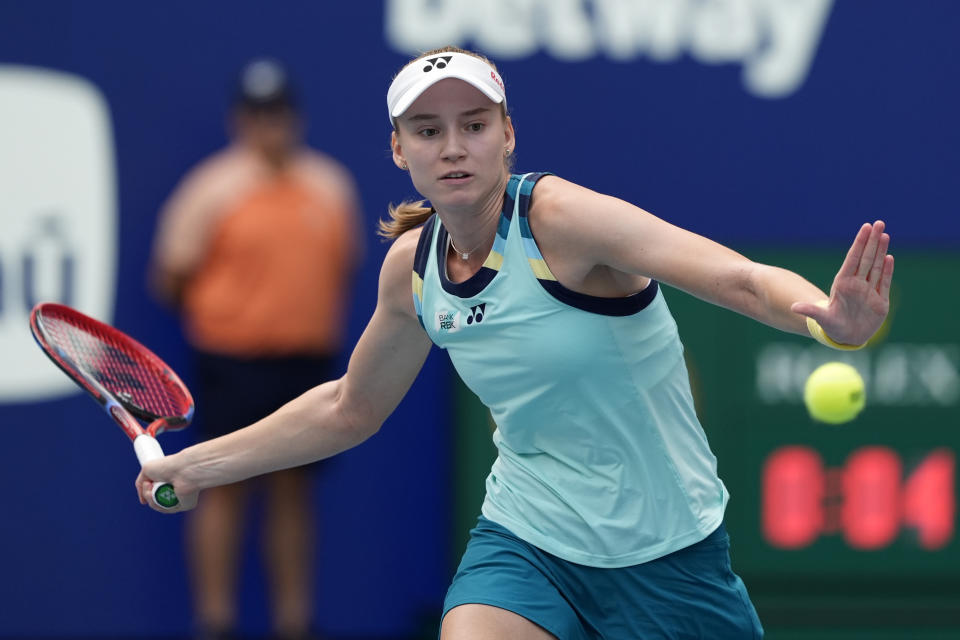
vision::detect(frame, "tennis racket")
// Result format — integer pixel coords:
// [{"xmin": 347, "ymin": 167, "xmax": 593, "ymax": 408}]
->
[{"xmin": 29, "ymin": 302, "xmax": 194, "ymax": 509}]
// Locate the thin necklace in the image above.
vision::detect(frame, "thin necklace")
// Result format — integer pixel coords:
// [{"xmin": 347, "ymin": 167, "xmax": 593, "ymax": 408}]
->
[{"xmin": 449, "ymin": 235, "xmax": 484, "ymax": 261}]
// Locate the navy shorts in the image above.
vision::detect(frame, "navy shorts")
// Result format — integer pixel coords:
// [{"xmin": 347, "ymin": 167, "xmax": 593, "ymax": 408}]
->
[
  {"xmin": 442, "ymin": 516, "xmax": 763, "ymax": 640},
  {"xmin": 192, "ymin": 350, "xmax": 338, "ymax": 440}
]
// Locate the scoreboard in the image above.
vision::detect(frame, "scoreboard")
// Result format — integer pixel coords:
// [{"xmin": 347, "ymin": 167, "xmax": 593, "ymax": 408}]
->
[
  {"xmin": 762, "ymin": 444, "xmax": 952, "ymax": 553},
  {"xmin": 452, "ymin": 250, "xmax": 960, "ymax": 633}
]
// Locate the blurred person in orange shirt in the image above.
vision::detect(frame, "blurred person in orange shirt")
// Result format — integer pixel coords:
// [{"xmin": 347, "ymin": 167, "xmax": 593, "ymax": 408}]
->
[{"xmin": 150, "ymin": 58, "xmax": 364, "ymax": 640}]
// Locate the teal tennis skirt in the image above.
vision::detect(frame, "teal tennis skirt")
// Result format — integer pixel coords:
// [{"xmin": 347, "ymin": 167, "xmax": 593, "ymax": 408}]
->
[{"xmin": 442, "ymin": 516, "xmax": 763, "ymax": 639}]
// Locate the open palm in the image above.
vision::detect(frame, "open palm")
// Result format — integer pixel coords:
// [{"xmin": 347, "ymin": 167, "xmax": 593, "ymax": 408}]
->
[{"xmin": 791, "ymin": 221, "xmax": 894, "ymax": 347}]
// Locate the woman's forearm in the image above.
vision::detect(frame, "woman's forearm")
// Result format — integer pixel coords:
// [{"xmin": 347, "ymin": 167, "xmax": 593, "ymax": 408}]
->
[
  {"xmin": 744, "ymin": 263, "xmax": 827, "ymax": 336},
  {"xmin": 175, "ymin": 379, "xmax": 376, "ymax": 491}
]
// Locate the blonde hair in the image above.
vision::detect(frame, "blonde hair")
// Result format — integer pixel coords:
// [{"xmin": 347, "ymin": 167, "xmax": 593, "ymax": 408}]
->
[{"xmin": 379, "ymin": 46, "xmax": 510, "ymax": 239}]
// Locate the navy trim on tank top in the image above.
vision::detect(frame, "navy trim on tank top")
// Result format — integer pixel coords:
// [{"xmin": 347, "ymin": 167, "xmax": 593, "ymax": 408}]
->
[
  {"xmin": 411, "ymin": 172, "xmax": 660, "ymax": 314},
  {"xmin": 539, "ymin": 278, "xmax": 660, "ymax": 316},
  {"xmin": 433, "ymin": 175, "xmax": 523, "ymax": 299},
  {"xmin": 436, "ymin": 224, "xmax": 500, "ymax": 298},
  {"xmin": 516, "ymin": 173, "xmax": 659, "ymax": 316},
  {"xmin": 412, "ymin": 213, "xmax": 436, "ymax": 281}
]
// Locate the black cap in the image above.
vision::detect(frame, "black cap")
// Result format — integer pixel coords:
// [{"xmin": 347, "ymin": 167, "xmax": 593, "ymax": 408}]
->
[{"xmin": 235, "ymin": 58, "xmax": 296, "ymax": 110}]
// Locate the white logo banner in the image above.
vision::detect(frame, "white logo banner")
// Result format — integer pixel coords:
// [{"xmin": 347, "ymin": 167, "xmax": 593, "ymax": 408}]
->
[
  {"xmin": 386, "ymin": 0, "xmax": 834, "ymax": 98},
  {"xmin": 0, "ymin": 66, "xmax": 117, "ymax": 403}
]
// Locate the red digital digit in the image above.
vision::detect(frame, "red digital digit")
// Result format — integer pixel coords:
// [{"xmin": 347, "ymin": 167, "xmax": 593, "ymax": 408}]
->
[
  {"xmin": 903, "ymin": 449, "xmax": 955, "ymax": 550},
  {"xmin": 762, "ymin": 446, "xmax": 825, "ymax": 549},
  {"xmin": 842, "ymin": 447, "xmax": 901, "ymax": 550},
  {"xmin": 762, "ymin": 445, "xmax": 957, "ymax": 552}
]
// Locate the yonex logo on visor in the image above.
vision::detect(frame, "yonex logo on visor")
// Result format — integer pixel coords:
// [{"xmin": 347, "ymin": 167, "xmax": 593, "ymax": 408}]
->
[
  {"xmin": 387, "ymin": 52, "xmax": 507, "ymax": 123},
  {"xmin": 422, "ymin": 56, "xmax": 452, "ymax": 72}
]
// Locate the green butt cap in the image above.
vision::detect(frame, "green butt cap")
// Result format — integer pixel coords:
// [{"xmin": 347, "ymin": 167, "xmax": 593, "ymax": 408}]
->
[{"xmin": 155, "ymin": 484, "xmax": 179, "ymax": 508}]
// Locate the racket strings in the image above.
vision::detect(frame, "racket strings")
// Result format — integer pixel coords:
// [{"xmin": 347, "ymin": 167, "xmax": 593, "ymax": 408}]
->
[{"xmin": 42, "ymin": 314, "xmax": 190, "ymax": 419}]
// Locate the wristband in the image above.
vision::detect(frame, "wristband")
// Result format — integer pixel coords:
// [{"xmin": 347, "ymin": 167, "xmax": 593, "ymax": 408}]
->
[{"xmin": 805, "ymin": 300, "xmax": 866, "ymax": 351}]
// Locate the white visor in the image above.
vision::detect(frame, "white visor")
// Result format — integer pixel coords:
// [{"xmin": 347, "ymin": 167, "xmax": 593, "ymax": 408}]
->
[{"xmin": 387, "ymin": 52, "xmax": 506, "ymax": 123}]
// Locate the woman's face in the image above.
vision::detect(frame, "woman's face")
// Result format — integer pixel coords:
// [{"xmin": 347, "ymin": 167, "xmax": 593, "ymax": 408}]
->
[{"xmin": 392, "ymin": 78, "xmax": 514, "ymax": 212}]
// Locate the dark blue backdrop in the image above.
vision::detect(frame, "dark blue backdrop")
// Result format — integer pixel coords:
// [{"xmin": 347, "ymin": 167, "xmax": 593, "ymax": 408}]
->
[{"xmin": 1, "ymin": 1, "xmax": 957, "ymax": 637}]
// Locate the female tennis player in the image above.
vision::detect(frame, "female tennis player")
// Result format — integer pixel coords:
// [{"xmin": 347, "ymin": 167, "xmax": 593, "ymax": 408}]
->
[{"xmin": 138, "ymin": 46, "xmax": 893, "ymax": 639}]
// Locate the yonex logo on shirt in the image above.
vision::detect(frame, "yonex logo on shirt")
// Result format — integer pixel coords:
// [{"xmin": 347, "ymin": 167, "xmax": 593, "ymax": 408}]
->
[{"xmin": 467, "ymin": 303, "xmax": 486, "ymax": 325}]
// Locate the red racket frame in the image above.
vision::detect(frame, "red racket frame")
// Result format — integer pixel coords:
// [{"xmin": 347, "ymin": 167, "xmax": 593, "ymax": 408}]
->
[{"xmin": 29, "ymin": 302, "xmax": 194, "ymax": 440}]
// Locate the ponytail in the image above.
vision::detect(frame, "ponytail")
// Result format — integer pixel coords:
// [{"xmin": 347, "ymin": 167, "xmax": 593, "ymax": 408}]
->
[{"xmin": 378, "ymin": 200, "xmax": 434, "ymax": 239}]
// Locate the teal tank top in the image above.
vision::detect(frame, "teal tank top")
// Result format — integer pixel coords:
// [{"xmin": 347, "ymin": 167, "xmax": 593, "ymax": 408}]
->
[{"xmin": 412, "ymin": 173, "xmax": 729, "ymax": 567}]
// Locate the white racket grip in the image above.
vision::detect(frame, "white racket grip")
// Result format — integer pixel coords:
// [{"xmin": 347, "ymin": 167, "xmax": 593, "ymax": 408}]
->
[
  {"xmin": 133, "ymin": 435, "xmax": 179, "ymax": 509},
  {"xmin": 134, "ymin": 434, "xmax": 165, "ymax": 464}
]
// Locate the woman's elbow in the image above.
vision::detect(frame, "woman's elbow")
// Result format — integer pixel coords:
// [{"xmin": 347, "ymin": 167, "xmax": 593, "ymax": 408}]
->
[
  {"xmin": 717, "ymin": 262, "xmax": 763, "ymax": 315},
  {"xmin": 335, "ymin": 389, "xmax": 386, "ymax": 443}
]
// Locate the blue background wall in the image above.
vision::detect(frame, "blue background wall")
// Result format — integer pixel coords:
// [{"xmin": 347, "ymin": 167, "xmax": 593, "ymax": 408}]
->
[{"xmin": 0, "ymin": 1, "xmax": 957, "ymax": 637}]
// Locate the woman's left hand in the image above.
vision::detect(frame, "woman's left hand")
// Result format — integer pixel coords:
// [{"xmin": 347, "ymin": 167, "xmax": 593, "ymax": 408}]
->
[{"xmin": 790, "ymin": 221, "xmax": 894, "ymax": 347}]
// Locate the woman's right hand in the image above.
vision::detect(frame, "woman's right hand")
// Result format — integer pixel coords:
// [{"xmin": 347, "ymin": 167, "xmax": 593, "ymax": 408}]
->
[{"xmin": 136, "ymin": 453, "xmax": 199, "ymax": 513}]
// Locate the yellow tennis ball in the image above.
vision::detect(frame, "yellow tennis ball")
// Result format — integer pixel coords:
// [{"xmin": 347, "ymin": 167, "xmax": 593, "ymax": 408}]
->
[{"xmin": 803, "ymin": 362, "xmax": 866, "ymax": 424}]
